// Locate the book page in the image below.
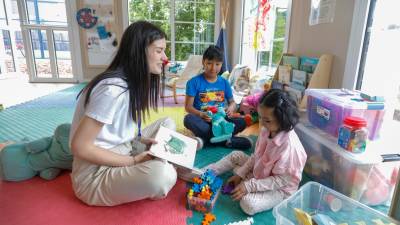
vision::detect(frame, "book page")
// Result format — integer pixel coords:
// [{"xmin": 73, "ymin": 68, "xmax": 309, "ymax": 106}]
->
[{"xmin": 149, "ymin": 126, "xmax": 197, "ymax": 169}]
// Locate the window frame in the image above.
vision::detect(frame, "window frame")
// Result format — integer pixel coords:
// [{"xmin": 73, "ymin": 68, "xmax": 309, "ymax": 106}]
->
[
  {"xmin": 342, "ymin": 0, "xmax": 371, "ymax": 89},
  {"xmin": 239, "ymin": 0, "xmax": 292, "ymax": 74},
  {"xmin": 123, "ymin": 0, "xmax": 220, "ymax": 62}
]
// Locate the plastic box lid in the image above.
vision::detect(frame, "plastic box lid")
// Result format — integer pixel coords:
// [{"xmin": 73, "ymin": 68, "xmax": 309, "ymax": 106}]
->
[
  {"xmin": 296, "ymin": 121, "xmax": 382, "ymax": 165},
  {"xmin": 305, "ymin": 89, "xmax": 385, "ymax": 110}
]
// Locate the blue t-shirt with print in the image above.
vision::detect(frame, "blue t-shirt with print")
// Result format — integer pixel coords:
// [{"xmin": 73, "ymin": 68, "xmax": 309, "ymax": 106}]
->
[{"xmin": 186, "ymin": 74, "xmax": 233, "ymax": 111}]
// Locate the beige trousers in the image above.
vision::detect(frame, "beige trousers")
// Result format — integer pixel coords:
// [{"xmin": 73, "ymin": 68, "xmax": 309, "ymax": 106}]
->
[{"xmin": 71, "ymin": 117, "xmax": 177, "ymax": 206}]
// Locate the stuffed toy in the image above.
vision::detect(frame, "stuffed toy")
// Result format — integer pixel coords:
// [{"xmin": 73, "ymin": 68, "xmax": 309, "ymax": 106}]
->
[
  {"xmin": 230, "ymin": 112, "xmax": 259, "ymax": 127},
  {"xmin": 239, "ymin": 91, "xmax": 264, "ymax": 114},
  {"xmin": 207, "ymin": 107, "xmax": 235, "ymax": 143},
  {"xmin": 0, "ymin": 123, "xmax": 72, "ymax": 181}
]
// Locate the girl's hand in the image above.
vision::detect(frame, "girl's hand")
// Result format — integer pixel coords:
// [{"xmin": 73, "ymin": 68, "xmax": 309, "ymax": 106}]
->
[
  {"xmin": 140, "ymin": 137, "xmax": 158, "ymax": 150},
  {"xmin": 231, "ymin": 182, "xmax": 248, "ymax": 201},
  {"xmin": 227, "ymin": 175, "xmax": 242, "ymax": 186}
]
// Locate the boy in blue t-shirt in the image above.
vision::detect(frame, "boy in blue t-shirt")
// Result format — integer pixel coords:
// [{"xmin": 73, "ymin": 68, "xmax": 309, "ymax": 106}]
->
[{"xmin": 184, "ymin": 45, "xmax": 252, "ymax": 150}]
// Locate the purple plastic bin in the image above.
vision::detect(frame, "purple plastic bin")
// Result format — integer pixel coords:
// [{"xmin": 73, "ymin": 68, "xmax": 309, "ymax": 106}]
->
[{"xmin": 306, "ymin": 89, "xmax": 385, "ymax": 140}]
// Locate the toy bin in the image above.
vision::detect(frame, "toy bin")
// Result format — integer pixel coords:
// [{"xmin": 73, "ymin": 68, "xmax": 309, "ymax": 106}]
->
[
  {"xmin": 294, "ymin": 122, "xmax": 400, "ymax": 206},
  {"xmin": 186, "ymin": 169, "xmax": 223, "ymax": 213},
  {"xmin": 273, "ymin": 182, "xmax": 398, "ymax": 225},
  {"xmin": 187, "ymin": 188, "xmax": 220, "ymax": 213},
  {"xmin": 306, "ymin": 89, "xmax": 385, "ymax": 140}
]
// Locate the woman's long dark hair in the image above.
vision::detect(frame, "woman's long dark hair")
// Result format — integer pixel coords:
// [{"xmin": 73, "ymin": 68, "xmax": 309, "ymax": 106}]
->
[{"xmin": 78, "ymin": 21, "xmax": 166, "ymax": 122}]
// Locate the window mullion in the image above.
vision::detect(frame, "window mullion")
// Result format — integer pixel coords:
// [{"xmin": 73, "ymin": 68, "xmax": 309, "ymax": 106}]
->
[
  {"xmin": 193, "ymin": 0, "xmax": 196, "ymax": 55},
  {"xmin": 170, "ymin": 0, "xmax": 175, "ymax": 61}
]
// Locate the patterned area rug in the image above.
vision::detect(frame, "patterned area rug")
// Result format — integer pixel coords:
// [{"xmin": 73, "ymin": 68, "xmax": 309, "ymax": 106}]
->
[
  {"xmin": 0, "ymin": 83, "xmax": 192, "ymax": 225},
  {"xmin": 0, "ymin": 83, "xmax": 186, "ymax": 142},
  {"xmin": 0, "ymin": 173, "xmax": 191, "ymax": 225},
  {"xmin": 0, "ymin": 83, "xmax": 389, "ymax": 225},
  {"xmin": 186, "ymin": 140, "xmax": 314, "ymax": 225}
]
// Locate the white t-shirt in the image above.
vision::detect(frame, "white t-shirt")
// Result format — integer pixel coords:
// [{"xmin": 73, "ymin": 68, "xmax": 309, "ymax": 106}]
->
[{"xmin": 70, "ymin": 77, "xmax": 136, "ymax": 149}]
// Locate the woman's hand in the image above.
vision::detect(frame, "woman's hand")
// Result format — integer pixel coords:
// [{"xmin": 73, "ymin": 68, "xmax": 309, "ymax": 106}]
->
[
  {"xmin": 140, "ymin": 137, "xmax": 158, "ymax": 150},
  {"xmin": 132, "ymin": 151, "xmax": 153, "ymax": 165},
  {"xmin": 231, "ymin": 182, "xmax": 248, "ymax": 201}
]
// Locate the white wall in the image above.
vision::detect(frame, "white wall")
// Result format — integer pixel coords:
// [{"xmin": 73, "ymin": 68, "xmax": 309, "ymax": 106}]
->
[
  {"xmin": 225, "ymin": 0, "xmax": 243, "ymax": 67},
  {"xmin": 287, "ymin": 0, "xmax": 356, "ymax": 88},
  {"xmin": 226, "ymin": 0, "xmax": 363, "ymax": 88},
  {"xmin": 74, "ymin": 0, "xmax": 363, "ymax": 87}
]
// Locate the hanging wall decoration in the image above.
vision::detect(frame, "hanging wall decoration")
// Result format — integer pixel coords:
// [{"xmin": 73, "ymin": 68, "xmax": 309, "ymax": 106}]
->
[
  {"xmin": 76, "ymin": 8, "xmax": 98, "ymax": 29},
  {"xmin": 253, "ymin": 0, "xmax": 271, "ymax": 50},
  {"xmin": 78, "ymin": 0, "xmax": 119, "ymax": 68}
]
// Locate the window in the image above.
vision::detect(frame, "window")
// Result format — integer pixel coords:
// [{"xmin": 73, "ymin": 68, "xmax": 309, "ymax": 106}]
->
[
  {"xmin": 0, "ymin": 0, "xmax": 6, "ymax": 25},
  {"xmin": 25, "ymin": 0, "xmax": 67, "ymax": 25},
  {"xmin": 128, "ymin": 0, "xmax": 216, "ymax": 61},
  {"xmin": 356, "ymin": 0, "xmax": 400, "ymax": 148},
  {"xmin": 240, "ymin": 0, "xmax": 290, "ymax": 75}
]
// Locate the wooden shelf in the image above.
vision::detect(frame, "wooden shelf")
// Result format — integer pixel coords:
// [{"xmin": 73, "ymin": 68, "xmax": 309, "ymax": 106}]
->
[{"xmin": 273, "ymin": 53, "xmax": 333, "ymax": 109}]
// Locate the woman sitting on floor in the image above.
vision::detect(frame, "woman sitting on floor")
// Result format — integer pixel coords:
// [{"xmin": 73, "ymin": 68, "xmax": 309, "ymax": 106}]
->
[{"xmin": 69, "ymin": 21, "xmax": 177, "ymax": 206}]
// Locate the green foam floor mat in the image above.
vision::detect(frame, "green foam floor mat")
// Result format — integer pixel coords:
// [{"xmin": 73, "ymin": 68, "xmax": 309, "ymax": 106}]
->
[{"xmin": 0, "ymin": 84, "xmax": 85, "ymax": 142}]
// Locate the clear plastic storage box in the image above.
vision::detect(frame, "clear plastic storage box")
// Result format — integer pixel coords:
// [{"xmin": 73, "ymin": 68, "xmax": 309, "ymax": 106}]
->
[
  {"xmin": 306, "ymin": 89, "xmax": 385, "ymax": 140},
  {"xmin": 273, "ymin": 182, "xmax": 399, "ymax": 225},
  {"xmin": 295, "ymin": 121, "xmax": 399, "ymax": 206},
  {"xmin": 187, "ymin": 188, "xmax": 220, "ymax": 213}
]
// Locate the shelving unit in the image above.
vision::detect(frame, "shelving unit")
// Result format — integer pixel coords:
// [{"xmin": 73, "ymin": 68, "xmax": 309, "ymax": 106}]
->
[{"xmin": 273, "ymin": 53, "xmax": 333, "ymax": 109}]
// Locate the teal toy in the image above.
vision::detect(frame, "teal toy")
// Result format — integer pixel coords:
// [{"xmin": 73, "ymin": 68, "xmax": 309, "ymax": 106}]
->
[
  {"xmin": 0, "ymin": 123, "xmax": 73, "ymax": 181},
  {"xmin": 207, "ymin": 107, "xmax": 235, "ymax": 143}
]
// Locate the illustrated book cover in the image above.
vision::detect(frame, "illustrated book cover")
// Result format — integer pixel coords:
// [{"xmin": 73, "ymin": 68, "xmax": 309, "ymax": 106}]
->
[{"xmin": 149, "ymin": 126, "xmax": 197, "ymax": 170}]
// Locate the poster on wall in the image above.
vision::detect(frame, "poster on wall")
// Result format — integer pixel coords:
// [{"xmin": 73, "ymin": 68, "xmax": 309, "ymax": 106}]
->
[
  {"xmin": 309, "ymin": 0, "xmax": 336, "ymax": 26},
  {"xmin": 77, "ymin": 0, "xmax": 119, "ymax": 67}
]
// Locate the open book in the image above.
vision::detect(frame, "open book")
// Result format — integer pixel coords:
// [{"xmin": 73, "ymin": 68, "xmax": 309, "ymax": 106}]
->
[{"xmin": 149, "ymin": 126, "xmax": 197, "ymax": 170}]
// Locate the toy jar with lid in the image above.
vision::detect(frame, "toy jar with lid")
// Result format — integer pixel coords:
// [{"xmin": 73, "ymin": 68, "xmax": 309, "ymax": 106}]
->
[{"xmin": 338, "ymin": 116, "xmax": 368, "ymax": 153}]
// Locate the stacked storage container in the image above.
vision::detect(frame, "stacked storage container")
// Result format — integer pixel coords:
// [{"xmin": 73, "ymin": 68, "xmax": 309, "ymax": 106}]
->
[
  {"xmin": 295, "ymin": 121, "xmax": 399, "ymax": 206},
  {"xmin": 306, "ymin": 89, "xmax": 385, "ymax": 140}
]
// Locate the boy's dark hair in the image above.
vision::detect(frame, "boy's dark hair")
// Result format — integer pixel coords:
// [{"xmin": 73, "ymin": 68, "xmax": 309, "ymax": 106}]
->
[
  {"xmin": 258, "ymin": 89, "xmax": 299, "ymax": 132},
  {"xmin": 202, "ymin": 45, "xmax": 223, "ymax": 62}
]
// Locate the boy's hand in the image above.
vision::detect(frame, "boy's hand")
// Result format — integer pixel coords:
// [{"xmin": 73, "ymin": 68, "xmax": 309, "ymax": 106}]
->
[
  {"xmin": 200, "ymin": 112, "xmax": 212, "ymax": 122},
  {"xmin": 231, "ymin": 182, "xmax": 248, "ymax": 201},
  {"xmin": 225, "ymin": 104, "xmax": 236, "ymax": 117}
]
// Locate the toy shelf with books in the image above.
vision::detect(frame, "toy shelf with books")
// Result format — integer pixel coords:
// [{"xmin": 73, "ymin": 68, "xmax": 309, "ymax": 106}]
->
[{"xmin": 272, "ymin": 53, "xmax": 333, "ymax": 109}]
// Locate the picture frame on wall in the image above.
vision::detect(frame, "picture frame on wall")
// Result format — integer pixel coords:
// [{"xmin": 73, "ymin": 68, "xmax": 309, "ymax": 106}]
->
[{"xmin": 77, "ymin": 0, "xmax": 120, "ymax": 68}]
